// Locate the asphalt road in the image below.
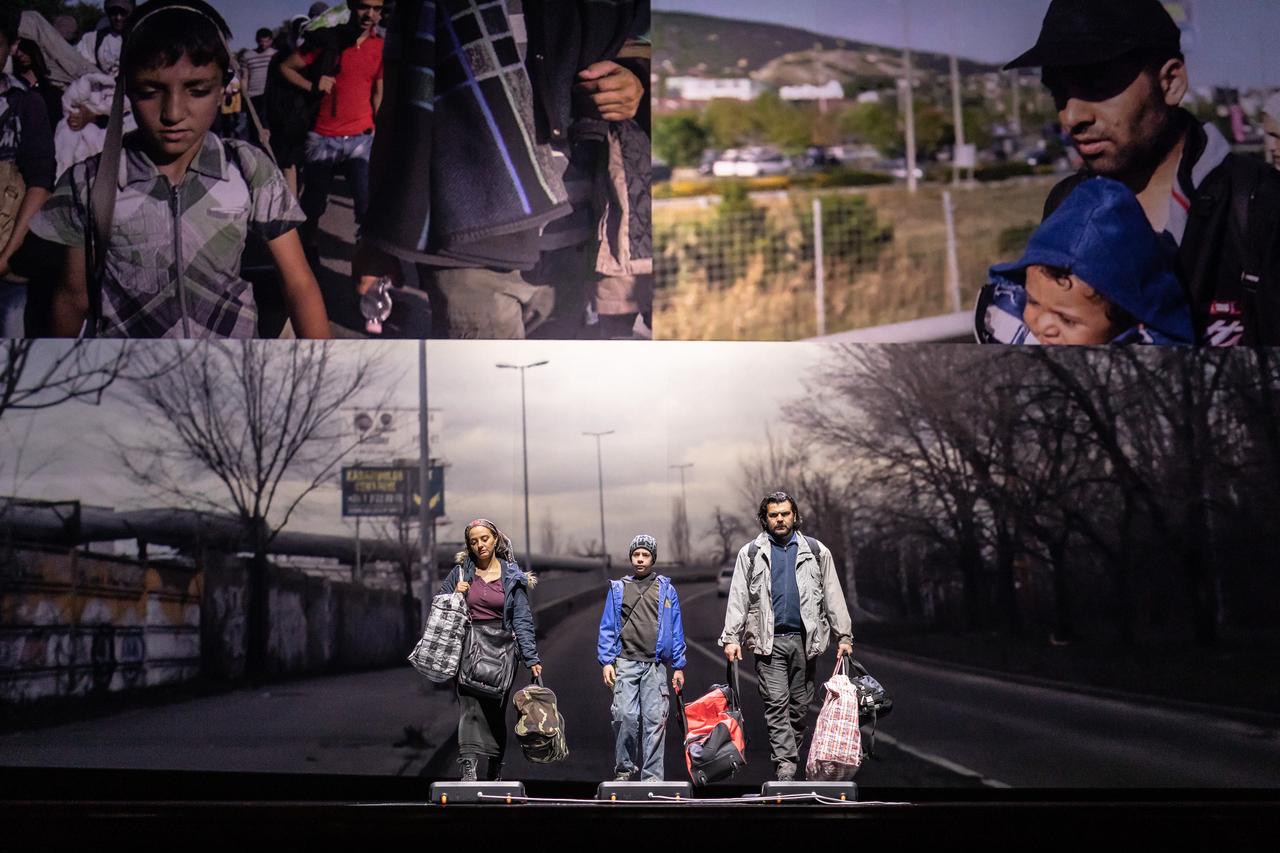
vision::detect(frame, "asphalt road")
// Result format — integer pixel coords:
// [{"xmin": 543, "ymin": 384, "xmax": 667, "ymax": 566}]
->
[
  {"xmin": 427, "ymin": 580, "xmax": 1280, "ymax": 788},
  {"xmin": 423, "ymin": 582, "xmax": 986, "ymax": 788},
  {"xmin": 5, "ymin": 580, "xmax": 1277, "ymax": 788},
  {"xmin": 854, "ymin": 646, "xmax": 1280, "ymax": 787}
]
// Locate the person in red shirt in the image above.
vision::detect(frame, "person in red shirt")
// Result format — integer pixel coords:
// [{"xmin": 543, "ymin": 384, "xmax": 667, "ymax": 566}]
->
[{"xmin": 279, "ymin": 0, "xmax": 384, "ymax": 254}]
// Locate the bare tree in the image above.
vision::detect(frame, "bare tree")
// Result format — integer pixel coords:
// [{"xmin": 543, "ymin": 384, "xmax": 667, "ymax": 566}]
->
[
  {"xmin": 738, "ymin": 426, "xmax": 807, "ymax": 514},
  {"xmin": 538, "ymin": 509, "xmax": 561, "ymax": 556},
  {"xmin": 670, "ymin": 495, "xmax": 691, "ymax": 565},
  {"xmin": 0, "ymin": 340, "xmax": 131, "ymax": 422},
  {"xmin": 704, "ymin": 505, "xmax": 745, "ymax": 564},
  {"xmin": 116, "ymin": 341, "xmax": 394, "ymax": 677},
  {"xmin": 573, "ymin": 537, "xmax": 600, "ymax": 559},
  {"xmin": 360, "ymin": 513, "xmax": 424, "ymax": 640}
]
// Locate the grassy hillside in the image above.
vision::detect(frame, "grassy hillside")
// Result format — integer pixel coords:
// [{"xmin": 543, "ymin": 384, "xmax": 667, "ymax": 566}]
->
[{"xmin": 653, "ymin": 11, "xmax": 998, "ymax": 80}]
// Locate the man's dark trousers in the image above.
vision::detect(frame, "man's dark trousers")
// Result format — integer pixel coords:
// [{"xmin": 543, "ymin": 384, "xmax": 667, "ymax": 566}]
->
[{"xmin": 753, "ymin": 632, "xmax": 815, "ymax": 768}]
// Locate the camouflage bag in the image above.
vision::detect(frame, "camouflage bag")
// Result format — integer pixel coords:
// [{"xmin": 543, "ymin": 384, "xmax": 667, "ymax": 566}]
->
[{"xmin": 513, "ymin": 677, "xmax": 568, "ymax": 764}]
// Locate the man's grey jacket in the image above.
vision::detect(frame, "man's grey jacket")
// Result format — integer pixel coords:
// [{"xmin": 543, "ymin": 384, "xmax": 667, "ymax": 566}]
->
[{"xmin": 719, "ymin": 531, "xmax": 853, "ymax": 659}]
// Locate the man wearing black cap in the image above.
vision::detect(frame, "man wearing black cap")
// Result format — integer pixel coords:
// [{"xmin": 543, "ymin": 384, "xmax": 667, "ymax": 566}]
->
[
  {"xmin": 1009, "ymin": 0, "xmax": 1280, "ymax": 347},
  {"xmin": 78, "ymin": 0, "xmax": 133, "ymax": 73}
]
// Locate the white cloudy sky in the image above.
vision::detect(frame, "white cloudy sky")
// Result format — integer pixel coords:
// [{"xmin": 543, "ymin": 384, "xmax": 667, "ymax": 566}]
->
[{"xmin": 1, "ymin": 340, "xmax": 825, "ymax": 566}]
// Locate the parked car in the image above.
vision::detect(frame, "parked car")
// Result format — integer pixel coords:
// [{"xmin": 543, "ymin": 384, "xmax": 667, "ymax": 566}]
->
[
  {"xmin": 716, "ymin": 562, "xmax": 735, "ymax": 597},
  {"xmin": 712, "ymin": 146, "xmax": 791, "ymax": 178},
  {"xmin": 736, "ymin": 150, "xmax": 790, "ymax": 177},
  {"xmin": 652, "ymin": 158, "xmax": 672, "ymax": 182},
  {"xmin": 1014, "ymin": 148, "xmax": 1055, "ymax": 167},
  {"xmin": 875, "ymin": 158, "xmax": 925, "ymax": 181},
  {"xmin": 711, "ymin": 148, "xmax": 744, "ymax": 177}
]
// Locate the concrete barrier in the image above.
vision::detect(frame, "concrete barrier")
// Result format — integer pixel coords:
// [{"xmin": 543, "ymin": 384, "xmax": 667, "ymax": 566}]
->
[
  {"xmin": 0, "ymin": 545, "xmax": 201, "ymax": 704},
  {"xmin": 203, "ymin": 556, "xmax": 413, "ymax": 681}
]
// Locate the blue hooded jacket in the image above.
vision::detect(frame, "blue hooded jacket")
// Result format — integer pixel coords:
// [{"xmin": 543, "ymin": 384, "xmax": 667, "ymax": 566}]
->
[
  {"xmin": 596, "ymin": 574, "xmax": 687, "ymax": 670},
  {"xmin": 975, "ymin": 177, "xmax": 1194, "ymax": 345}
]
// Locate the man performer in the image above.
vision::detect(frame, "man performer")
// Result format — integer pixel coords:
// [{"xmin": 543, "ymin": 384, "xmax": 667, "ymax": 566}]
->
[
  {"xmin": 719, "ymin": 491, "xmax": 853, "ymax": 782},
  {"xmin": 1009, "ymin": 0, "xmax": 1280, "ymax": 346}
]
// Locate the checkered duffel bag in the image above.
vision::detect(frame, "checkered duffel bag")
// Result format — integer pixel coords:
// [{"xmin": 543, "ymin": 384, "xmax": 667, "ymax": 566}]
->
[
  {"xmin": 407, "ymin": 591, "xmax": 470, "ymax": 682},
  {"xmin": 805, "ymin": 657, "xmax": 863, "ymax": 781}
]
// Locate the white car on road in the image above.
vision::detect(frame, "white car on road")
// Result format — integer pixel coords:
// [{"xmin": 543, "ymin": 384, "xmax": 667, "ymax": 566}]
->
[{"xmin": 716, "ymin": 562, "xmax": 735, "ymax": 597}]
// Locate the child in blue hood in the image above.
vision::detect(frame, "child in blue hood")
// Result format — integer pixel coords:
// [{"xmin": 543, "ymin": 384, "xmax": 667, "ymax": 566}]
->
[{"xmin": 975, "ymin": 177, "xmax": 1194, "ymax": 345}]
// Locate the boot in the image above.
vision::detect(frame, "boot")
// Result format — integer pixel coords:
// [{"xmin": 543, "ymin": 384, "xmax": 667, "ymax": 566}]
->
[
  {"xmin": 458, "ymin": 753, "xmax": 478, "ymax": 782},
  {"xmin": 485, "ymin": 758, "xmax": 504, "ymax": 781}
]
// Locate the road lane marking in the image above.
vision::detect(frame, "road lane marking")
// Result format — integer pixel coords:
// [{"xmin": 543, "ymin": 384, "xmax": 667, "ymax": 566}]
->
[{"xmin": 685, "ymin": 639, "xmax": 1011, "ymax": 788}]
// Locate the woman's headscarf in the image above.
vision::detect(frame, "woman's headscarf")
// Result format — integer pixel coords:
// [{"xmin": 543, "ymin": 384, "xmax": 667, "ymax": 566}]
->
[{"xmin": 458, "ymin": 518, "xmax": 516, "ymax": 567}]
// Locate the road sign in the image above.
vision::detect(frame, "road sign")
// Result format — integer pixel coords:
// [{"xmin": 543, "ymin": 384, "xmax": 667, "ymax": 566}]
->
[
  {"xmin": 410, "ymin": 465, "xmax": 445, "ymax": 520},
  {"xmin": 341, "ymin": 465, "xmax": 444, "ymax": 518}
]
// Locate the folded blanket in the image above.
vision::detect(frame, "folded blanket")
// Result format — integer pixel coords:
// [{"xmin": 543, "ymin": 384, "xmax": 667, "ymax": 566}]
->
[
  {"xmin": 19, "ymin": 11, "xmax": 95, "ymax": 88},
  {"xmin": 365, "ymin": 0, "xmax": 637, "ymax": 267}
]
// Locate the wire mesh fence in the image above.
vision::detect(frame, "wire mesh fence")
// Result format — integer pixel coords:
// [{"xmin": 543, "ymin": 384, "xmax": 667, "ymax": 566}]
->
[{"xmin": 653, "ymin": 177, "xmax": 1057, "ymax": 341}]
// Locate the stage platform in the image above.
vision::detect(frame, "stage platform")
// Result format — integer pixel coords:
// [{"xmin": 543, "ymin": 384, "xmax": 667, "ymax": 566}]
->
[{"xmin": 4, "ymin": 768, "xmax": 1277, "ymax": 850}]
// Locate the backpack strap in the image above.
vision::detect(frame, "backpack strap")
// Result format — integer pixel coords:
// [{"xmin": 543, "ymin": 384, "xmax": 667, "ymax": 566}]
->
[
  {"xmin": 1228, "ymin": 157, "xmax": 1280, "ymax": 344},
  {"xmin": 85, "ymin": 76, "xmax": 127, "ymax": 338}
]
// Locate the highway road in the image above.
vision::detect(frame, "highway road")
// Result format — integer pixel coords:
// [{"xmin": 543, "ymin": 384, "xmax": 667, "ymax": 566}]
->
[
  {"xmin": 4, "ymin": 580, "xmax": 1277, "ymax": 789},
  {"xmin": 427, "ymin": 580, "xmax": 1280, "ymax": 789},
  {"xmin": 423, "ymin": 582, "xmax": 974, "ymax": 787}
]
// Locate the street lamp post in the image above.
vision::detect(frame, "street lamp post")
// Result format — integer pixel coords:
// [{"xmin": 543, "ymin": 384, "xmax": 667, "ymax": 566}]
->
[
  {"xmin": 583, "ymin": 430, "xmax": 615, "ymax": 566},
  {"xmin": 496, "ymin": 360, "xmax": 549, "ymax": 571},
  {"xmin": 419, "ymin": 342, "xmax": 432, "ymax": 626}
]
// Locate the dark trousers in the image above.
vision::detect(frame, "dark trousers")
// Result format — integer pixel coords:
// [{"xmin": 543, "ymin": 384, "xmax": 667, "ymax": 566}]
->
[
  {"xmin": 753, "ymin": 632, "xmax": 815, "ymax": 768},
  {"xmin": 299, "ymin": 131, "xmax": 372, "ymax": 249}
]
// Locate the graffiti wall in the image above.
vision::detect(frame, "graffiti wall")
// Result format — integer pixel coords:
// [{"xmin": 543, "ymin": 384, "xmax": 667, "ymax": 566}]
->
[
  {"xmin": 1, "ymin": 545, "xmax": 420, "ymax": 703},
  {"xmin": 0, "ymin": 545, "xmax": 200, "ymax": 703}
]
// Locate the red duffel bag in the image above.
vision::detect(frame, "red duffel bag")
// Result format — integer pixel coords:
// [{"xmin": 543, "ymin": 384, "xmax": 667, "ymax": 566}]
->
[{"xmin": 677, "ymin": 661, "xmax": 748, "ymax": 786}]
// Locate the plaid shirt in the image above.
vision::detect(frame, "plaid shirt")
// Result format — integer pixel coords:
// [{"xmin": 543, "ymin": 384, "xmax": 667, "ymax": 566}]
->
[{"xmin": 31, "ymin": 131, "xmax": 304, "ymax": 338}]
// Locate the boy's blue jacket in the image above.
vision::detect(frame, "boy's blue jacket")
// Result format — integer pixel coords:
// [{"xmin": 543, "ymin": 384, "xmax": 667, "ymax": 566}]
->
[
  {"xmin": 975, "ymin": 176, "xmax": 1195, "ymax": 345},
  {"xmin": 596, "ymin": 574, "xmax": 687, "ymax": 669}
]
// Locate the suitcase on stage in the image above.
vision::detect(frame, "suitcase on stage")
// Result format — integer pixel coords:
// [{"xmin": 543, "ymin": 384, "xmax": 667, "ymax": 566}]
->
[{"xmin": 428, "ymin": 781, "xmax": 526, "ymax": 804}]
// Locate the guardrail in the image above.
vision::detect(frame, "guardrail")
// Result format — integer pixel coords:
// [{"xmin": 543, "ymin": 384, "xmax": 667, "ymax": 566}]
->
[{"xmin": 804, "ymin": 310, "xmax": 974, "ymax": 344}]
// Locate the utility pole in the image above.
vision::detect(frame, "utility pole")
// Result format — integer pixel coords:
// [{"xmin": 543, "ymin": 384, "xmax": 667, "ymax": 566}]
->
[
  {"xmin": 1010, "ymin": 69, "xmax": 1022, "ymax": 141},
  {"xmin": 902, "ymin": 0, "xmax": 917, "ymax": 193},
  {"xmin": 496, "ymin": 360, "xmax": 549, "ymax": 571},
  {"xmin": 950, "ymin": 53, "xmax": 966, "ymax": 185},
  {"xmin": 583, "ymin": 430, "xmax": 614, "ymax": 566},
  {"xmin": 418, "ymin": 342, "xmax": 432, "ymax": 626},
  {"xmin": 813, "ymin": 198, "xmax": 826, "ymax": 337}
]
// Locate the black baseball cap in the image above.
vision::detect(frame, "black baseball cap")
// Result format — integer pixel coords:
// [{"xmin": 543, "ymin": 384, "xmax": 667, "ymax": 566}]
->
[{"xmin": 1005, "ymin": 0, "xmax": 1182, "ymax": 70}]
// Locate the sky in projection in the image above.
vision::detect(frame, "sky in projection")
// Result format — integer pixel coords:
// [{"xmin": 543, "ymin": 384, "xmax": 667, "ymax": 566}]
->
[{"xmin": 2, "ymin": 341, "xmax": 826, "ymax": 566}]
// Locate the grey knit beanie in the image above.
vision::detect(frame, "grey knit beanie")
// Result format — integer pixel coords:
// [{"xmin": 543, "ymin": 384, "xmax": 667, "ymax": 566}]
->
[{"xmin": 629, "ymin": 534, "xmax": 657, "ymax": 561}]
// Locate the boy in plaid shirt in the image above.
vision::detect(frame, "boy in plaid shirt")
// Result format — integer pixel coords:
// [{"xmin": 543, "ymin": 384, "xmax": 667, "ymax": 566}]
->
[{"xmin": 32, "ymin": 0, "xmax": 329, "ymax": 338}]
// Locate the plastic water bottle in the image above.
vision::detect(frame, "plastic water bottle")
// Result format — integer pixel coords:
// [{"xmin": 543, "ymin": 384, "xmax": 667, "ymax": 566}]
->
[{"xmin": 360, "ymin": 276, "xmax": 393, "ymax": 335}]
